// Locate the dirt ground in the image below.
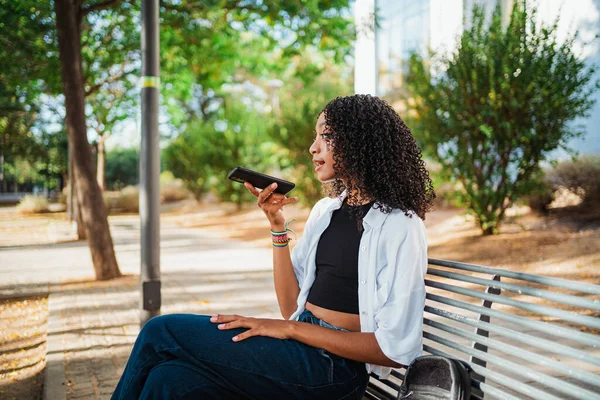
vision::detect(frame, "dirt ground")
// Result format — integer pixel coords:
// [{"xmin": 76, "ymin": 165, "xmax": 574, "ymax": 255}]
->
[
  {"xmin": 0, "ymin": 296, "xmax": 47, "ymax": 400},
  {"xmin": 4, "ymin": 200, "xmax": 594, "ymax": 282},
  {"xmin": 167, "ymin": 200, "xmax": 600, "ymax": 285}
]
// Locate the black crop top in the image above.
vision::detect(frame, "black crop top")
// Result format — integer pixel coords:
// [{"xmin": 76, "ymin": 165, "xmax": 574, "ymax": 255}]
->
[{"xmin": 306, "ymin": 200, "xmax": 373, "ymax": 314}]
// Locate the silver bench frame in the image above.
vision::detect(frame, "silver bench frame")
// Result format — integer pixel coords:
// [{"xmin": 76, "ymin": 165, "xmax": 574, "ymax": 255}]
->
[{"xmin": 364, "ymin": 258, "xmax": 600, "ymax": 400}]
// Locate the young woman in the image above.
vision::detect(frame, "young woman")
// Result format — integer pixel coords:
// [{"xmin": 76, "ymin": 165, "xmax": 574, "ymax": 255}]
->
[{"xmin": 112, "ymin": 94, "xmax": 435, "ymax": 399}]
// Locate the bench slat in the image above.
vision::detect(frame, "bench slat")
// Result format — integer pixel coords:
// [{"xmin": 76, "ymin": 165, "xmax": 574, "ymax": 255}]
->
[
  {"xmin": 425, "ymin": 279, "xmax": 600, "ymax": 330},
  {"xmin": 424, "ymin": 331, "xmax": 600, "ymax": 400},
  {"xmin": 424, "ymin": 344, "xmax": 564, "ymax": 400},
  {"xmin": 424, "ymin": 317, "xmax": 600, "ymax": 388},
  {"xmin": 477, "ymin": 382, "xmax": 521, "ymax": 400},
  {"xmin": 427, "ymin": 292, "xmax": 600, "ymax": 347},
  {"xmin": 428, "ymin": 258, "xmax": 600, "ymax": 295},
  {"xmin": 366, "ymin": 260, "xmax": 600, "ymax": 400},
  {"xmin": 425, "ymin": 304, "xmax": 600, "ymax": 367},
  {"xmin": 364, "ymin": 383, "xmax": 396, "ymax": 400},
  {"xmin": 428, "ymin": 267, "xmax": 600, "ymax": 311}
]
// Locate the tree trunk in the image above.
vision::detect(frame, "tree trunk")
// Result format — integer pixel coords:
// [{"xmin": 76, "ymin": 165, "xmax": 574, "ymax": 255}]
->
[
  {"xmin": 482, "ymin": 226, "xmax": 495, "ymax": 236},
  {"xmin": 0, "ymin": 153, "xmax": 5, "ymax": 193},
  {"xmin": 97, "ymin": 134, "xmax": 106, "ymax": 191},
  {"xmin": 54, "ymin": 0, "xmax": 121, "ymax": 280},
  {"xmin": 73, "ymin": 183, "xmax": 87, "ymax": 239}
]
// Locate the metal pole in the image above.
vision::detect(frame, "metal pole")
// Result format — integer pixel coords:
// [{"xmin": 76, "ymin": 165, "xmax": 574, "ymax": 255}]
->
[{"xmin": 140, "ymin": 0, "xmax": 161, "ymax": 327}]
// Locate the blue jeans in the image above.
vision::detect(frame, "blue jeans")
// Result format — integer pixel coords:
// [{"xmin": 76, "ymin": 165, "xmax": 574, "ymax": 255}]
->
[{"xmin": 111, "ymin": 310, "xmax": 369, "ymax": 399}]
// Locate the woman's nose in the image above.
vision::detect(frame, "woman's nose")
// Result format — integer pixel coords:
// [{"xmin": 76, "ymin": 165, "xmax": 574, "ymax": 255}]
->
[{"xmin": 309, "ymin": 141, "xmax": 318, "ymax": 155}]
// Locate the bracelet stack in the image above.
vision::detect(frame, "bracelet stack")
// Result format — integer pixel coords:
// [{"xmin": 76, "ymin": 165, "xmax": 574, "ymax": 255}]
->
[
  {"xmin": 271, "ymin": 219, "xmax": 297, "ymax": 248},
  {"xmin": 271, "ymin": 230, "xmax": 290, "ymax": 247}
]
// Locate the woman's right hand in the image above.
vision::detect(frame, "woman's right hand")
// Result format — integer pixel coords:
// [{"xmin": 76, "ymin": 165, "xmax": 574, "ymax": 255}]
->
[{"xmin": 244, "ymin": 182, "xmax": 298, "ymax": 231}]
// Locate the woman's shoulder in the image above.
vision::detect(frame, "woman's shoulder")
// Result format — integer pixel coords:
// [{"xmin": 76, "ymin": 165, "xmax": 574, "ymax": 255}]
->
[
  {"xmin": 311, "ymin": 196, "xmax": 339, "ymax": 213},
  {"xmin": 303, "ymin": 196, "xmax": 340, "ymax": 226},
  {"xmin": 379, "ymin": 207, "xmax": 426, "ymax": 234}
]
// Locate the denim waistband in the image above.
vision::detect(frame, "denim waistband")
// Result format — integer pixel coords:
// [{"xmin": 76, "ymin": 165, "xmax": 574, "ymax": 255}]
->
[{"xmin": 297, "ymin": 309, "xmax": 349, "ymax": 332}]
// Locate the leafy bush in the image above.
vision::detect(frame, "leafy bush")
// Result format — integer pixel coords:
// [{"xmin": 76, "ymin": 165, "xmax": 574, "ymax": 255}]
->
[
  {"xmin": 547, "ymin": 156, "xmax": 600, "ymax": 206},
  {"xmin": 426, "ymin": 159, "xmax": 463, "ymax": 208},
  {"xmin": 162, "ymin": 133, "xmax": 209, "ymax": 201},
  {"xmin": 105, "ymin": 147, "xmax": 139, "ymax": 190},
  {"xmin": 269, "ymin": 58, "xmax": 353, "ymax": 206},
  {"xmin": 16, "ymin": 195, "xmax": 49, "ymax": 214},
  {"xmin": 405, "ymin": 3, "xmax": 599, "ymax": 234},
  {"xmin": 164, "ymin": 98, "xmax": 274, "ymax": 209}
]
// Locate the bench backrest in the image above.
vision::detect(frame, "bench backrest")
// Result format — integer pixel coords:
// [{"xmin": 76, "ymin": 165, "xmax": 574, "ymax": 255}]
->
[{"xmin": 365, "ymin": 258, "xmax": 600, "ymax": 400}]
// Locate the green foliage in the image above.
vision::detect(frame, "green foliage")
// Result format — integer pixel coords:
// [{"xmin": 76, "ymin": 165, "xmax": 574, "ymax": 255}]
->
[
  {"xmin": 426, "ymin": 159, "xmax": 464, "ymax": 208},
  {"xmin": 0, "ymin": 1, "xmax": 58, "ymax": 187},
  {"xmin": 80, "ymin": 1, "xmax": 139, "ymax": 97},
  {"xmin": 1, "ymin": 0, "xmax": 354, "ymax": 204},
  {"xmin": 4, "ymin": 158, "xmax": 41, "ymax": 185},
  {"xmin": 269, "ymin": 56, "xmax": 353, "ymax": 205},
  {"xmin": 163, "ymin": 130, "xmax": 210, "ymax": 201},
  {"xmin": 406, "ymin": 3, "xmax": 599, "ymax": 235},
  {"xmin": 159, "ymin": 0, "xmax": 354, "ymax": 130},
  {"xmin": 164, "ymin": 98, "xmax": 274, "ymax": 208},
  {"xmin": 105, "ymin": 147, "xmax": 139, "ymax": 190}
]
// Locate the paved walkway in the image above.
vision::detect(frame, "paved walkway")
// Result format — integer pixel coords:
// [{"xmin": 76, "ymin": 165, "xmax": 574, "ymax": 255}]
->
[{"xmin": 0, "ymin": 214, "xmax": 279, "ymax": 400}]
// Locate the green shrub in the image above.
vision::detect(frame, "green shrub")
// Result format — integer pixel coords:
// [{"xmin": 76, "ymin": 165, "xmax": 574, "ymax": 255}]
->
[
  {"xmin": 405, "ymin": 3, "xmax": 599, "ymax": 234},
  {"xmin": 105, "ymin": 148, "xmax": 139, "ymax": 190},
  {"xmin": 16, "ymin": 195, "xmax": 49, "ymax": 214}
]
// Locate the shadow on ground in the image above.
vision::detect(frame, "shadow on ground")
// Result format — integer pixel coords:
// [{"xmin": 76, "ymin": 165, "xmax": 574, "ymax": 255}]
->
[{"xmin": 42, "ymin": 269, "xmax": 279, "ymax": 400}]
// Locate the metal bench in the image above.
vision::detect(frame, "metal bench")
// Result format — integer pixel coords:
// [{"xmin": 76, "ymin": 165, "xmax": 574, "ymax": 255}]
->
[{"xmin": 364, "ymin": 258, "xmax": 600, "ymax": 400}]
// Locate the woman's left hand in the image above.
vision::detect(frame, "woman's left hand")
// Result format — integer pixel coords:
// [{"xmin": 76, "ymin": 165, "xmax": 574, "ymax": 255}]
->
[{"xmin": 210, "ymin": 314, "xmax": 293, "ymax": 342}]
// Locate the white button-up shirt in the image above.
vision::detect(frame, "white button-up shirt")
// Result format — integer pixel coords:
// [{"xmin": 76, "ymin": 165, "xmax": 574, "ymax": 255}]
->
[{"xmin": 289, "ymin": 193, "xmax": 427, "ymax": 379}]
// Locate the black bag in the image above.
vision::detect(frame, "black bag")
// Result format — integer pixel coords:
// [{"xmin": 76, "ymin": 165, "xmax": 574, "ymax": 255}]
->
[{"xmin": 398, "ymin": 356, "xmax": 472, "ymax": 400}]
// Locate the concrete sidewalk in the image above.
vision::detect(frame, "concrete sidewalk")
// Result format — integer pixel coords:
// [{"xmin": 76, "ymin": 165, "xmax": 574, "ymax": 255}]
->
[{"xmin": 1, "ymin": 215, "xmax": 279, "ymax": 400}]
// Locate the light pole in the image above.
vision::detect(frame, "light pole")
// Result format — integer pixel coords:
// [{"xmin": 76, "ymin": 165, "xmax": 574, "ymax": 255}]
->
[{"xmin": 140, "ymin": 0, "xmax": 161, "ymax": 327}]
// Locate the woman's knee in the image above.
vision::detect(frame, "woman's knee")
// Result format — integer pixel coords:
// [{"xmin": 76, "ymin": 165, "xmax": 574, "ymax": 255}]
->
[
  {"xmin": 138, "ymin": 315, "xmax": 168, "ymax": 341},
  {"xmin": 139, "ymin": 314, "xmax": 211, "ymax": 343}
]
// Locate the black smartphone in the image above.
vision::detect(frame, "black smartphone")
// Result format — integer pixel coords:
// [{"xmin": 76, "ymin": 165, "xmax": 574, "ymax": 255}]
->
[{"xmin": 227, "ymin": 167, "xmax": 295, "ymax": 195}]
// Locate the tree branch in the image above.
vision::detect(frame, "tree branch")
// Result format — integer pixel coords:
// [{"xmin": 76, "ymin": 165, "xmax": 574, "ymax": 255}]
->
[
  {"xmin": 80, "ymin": 0, "xmax": 123, "ymax": 19},
  {"xmin": 84, "ymin": 65, "xmax": 126, "ymax": 97}
]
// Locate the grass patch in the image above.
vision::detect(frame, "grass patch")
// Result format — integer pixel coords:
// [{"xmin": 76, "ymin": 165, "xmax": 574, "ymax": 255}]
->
[{"xmin": 16, "ymin": 196, "xmax": 49, "ymax": 215}]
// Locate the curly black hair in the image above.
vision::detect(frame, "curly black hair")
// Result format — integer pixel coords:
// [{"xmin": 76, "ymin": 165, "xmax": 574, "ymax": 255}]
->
[{"xmin": 320, "ymin": 94, "xmax": 435, "ymax": 224}]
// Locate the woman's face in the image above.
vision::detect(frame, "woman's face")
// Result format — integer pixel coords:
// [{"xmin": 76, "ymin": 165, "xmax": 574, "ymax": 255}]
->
[{"xmin": 309, "ymin": 113, "xmax": 336, "ymax": 182}]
